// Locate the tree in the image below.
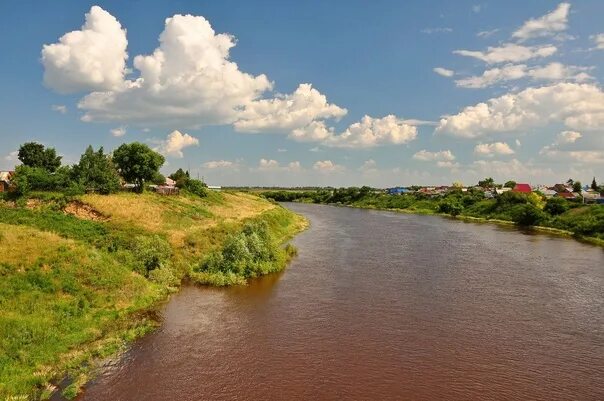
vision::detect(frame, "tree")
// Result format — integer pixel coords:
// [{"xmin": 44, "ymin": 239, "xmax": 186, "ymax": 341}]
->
[
  {"xmin": 169, "ymin": 168, "xmax": 189, "ymax": 188},
  {"xmin": 17, "ymin": 142, "xmax": 62, "ymax": 172},
  {"xmin": 572, "ymin": 181, "xmax": 582, "ymax": 193},
  {"xmin": 72, "ymin": 146, "xmax": 121, "ymax": 194},
  {"xmin": 566, "ymin": 178, "xmax": 574, "ymax": 186},
  {"xmin": 544, "ymin": 197, "xmax": 568, "ymax": 216},
  {"xmin": 591, "ymin": 177, "xmax": 598, "ymax": 191},
  {"xmin": 478, "ymin": 177, "xmax": 495, "ymax": 188},
  {"xmin": 112, "ymin": 143, "xmax": 165, "ymax": 192},
  {"xmin": 504, "ymin": 180, "xmax": 516, "ymax": 189},
  {"xmin": 511, "ymin": 204, "xmax": 545, "ymax": 226}
]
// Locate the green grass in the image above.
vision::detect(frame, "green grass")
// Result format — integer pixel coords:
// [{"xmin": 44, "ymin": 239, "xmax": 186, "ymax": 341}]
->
[{"xmin": 0, "ymin": 191, "xmax": 306, "ymax": 399}]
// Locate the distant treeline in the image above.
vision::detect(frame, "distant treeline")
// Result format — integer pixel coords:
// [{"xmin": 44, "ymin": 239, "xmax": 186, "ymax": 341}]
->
[{"xmin": 262, "ymin": 187, "xmax": 604, "ymax": 241}]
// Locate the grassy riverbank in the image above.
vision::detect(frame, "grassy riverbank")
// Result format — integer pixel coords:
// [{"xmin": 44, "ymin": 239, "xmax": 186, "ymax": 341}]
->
[
  {"xmin": 0, "ymin": 191, "xmax": 306, "ymax": 400},
  {"xmin": 261, "ymin": 188, "xmax": 604, "ymax": 244}
]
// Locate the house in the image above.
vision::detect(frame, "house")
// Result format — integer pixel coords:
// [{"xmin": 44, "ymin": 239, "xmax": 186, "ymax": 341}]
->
[
  {"xmin": 0, "ymin": 171, "xmax": 14, "ymax": 192},
  {"xmin": 387, "ymin": 187, "xmax": 410, "ymax": 195},
  {"xmin": 556, "ymin": 191, "xmax": 576, "ymax": 200},
  {"xmin": 495, "ymin": 187, "xmax": 511, "ymax": 196},
  {"xmin": 512, "ymin": 183, "xmax": 532, "ymax": 194},
  {"xmin": 207, "ymin": 185, "xmax": 222, "ymax": 191},
  {"xmin": 542, "ymin": 189, "xmax": 557, "ymax": 198}
]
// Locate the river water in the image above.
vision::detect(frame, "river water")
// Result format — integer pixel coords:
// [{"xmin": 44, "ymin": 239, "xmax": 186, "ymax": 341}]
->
[{"xmin": 77, "ymin": 203, "xmax": 604, "ymax": 400}]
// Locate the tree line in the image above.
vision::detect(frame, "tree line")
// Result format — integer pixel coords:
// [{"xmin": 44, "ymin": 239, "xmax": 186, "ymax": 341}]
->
[{"xmin": 7, "ymin": 142, "xmax": 207, "ymax": 197}]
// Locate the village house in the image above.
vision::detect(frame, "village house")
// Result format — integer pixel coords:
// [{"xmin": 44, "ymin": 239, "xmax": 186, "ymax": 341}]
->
[
  {"xmin": 0, "ymin": 171, "xmax": 14, "ymax": 192},
  {"xmin": 512, "ymin": 183, "xmax": 532, "ymax": 194}
]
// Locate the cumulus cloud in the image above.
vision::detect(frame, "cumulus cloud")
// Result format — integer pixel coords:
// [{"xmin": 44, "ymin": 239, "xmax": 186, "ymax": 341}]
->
[
  {"xmin": 455, "ymin": 62, "xmax": 592, "ymax": 89},
  {"xmin": 433, "ymin": 67, "xmax": 454, "ymax": 77},
  {"xmin": 51, "ymin": 104, "xmax": 67, "ymax": 114},
  {"xmin": 234, "ymin": 83, "xmax": 347, "ymax": 133},
  {"xmin": 154, "ymin": 130, "xmax": 199, "ymax": 158},
  {"xmin": 42, "ymin": 6, "xmax": 128, "ymax": 93},
  {"xmin": 202, "ymin": 160, "xmax": 238, "ymax": 169},
  {"xmin": 474, "ymin": 142, "xmax": 515, "ymax": 156},
  {"xmin": 436, "ymin": 83, "xmax": 604, "ymax": 138},
  {"xmin": 76, "ymin": 11, "xmax": 272, "ymax": 126},
  {"xmin": 539, "ymin": 130, "xmax": 585, "ymax": 158},
  {"xmin": 412, "ymin": 150, "xmax": 456, "ymax": 162},
  {"xmin": 512, "ymin": 3, "xmax": 571, "ymax": 42},
  {"xmin": 453, "ymin": 43, "xmax": 557, "ymax": 64},
  {"xmin": 110, "ymin": 126, "xmax": 126, "ymax": 137},
  {"xmin": 313, "ymin": 160, "xmax": 344, "ymax": 172},
  {"xmin": 359, "ymin": 159, "xmax": 378, "ymax": 173},
  {"xmin": 257, "ymin": 159, "xmax": 301, "ymax": 172},
  {"xmin": 591, "ymin": 34, "xmax": 604, "ymax": 50},
  {"xmin": 290, "ymin": 115, "xmax": 417, "ymax": 148},
  {"xmin": 4, "ymin": 150, "xmax": 18, "ymax": 162}
]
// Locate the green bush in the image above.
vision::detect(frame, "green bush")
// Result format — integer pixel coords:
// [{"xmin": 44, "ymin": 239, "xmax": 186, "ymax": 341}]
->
[
  {"xmin": 184, "ymin": 179, "xmax": 208, "ymax": 197},
  {"xmin": 133, "ymin": 235, "xmax": 172, "ymax": 276},
  {"xmin": 511, "ymin": 204, "xmax": 546, "ymax": 226},
  {"xmin": 544, "ymin": 197, "xmax": 569, "ymax": 215}
]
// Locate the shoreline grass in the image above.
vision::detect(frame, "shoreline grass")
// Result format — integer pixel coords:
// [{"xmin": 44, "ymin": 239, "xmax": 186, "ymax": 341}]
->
[{"xmin": 0, "ymin": 191, "xmax": 306, "ymax": 400}]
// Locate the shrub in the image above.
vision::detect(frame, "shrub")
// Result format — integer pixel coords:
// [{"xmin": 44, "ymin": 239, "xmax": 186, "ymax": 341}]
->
[
  {"xmin": 511, "ymin": 204, "xmax": 546, "ymax": 226},
  {"xmin": 438, "ymin": 200, "xmax": 463, "ymax": 216},
  {"xmin": 133, "ymin": 235, "xmax": 171, "ymax": 276},
  {"xmin": 544, "ymin": 197, "xmax": 569, "ymax": 215},
  {"xmin": 184, "ymin": 179, "xmax": 208, "ymax": 197}
]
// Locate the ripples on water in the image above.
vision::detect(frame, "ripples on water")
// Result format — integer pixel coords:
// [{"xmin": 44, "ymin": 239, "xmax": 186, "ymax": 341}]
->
[{"xmin": 76, "ymin": 204, "xmax": 604, "ymax": 400}]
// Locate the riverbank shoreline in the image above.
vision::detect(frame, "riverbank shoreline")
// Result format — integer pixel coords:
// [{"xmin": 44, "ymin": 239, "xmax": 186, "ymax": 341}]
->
[
  {"xmin": 322, "ymin": 202, "xmax": 604, "ymax": 248},
  {"xmin": 0, "ymin": 191, "xmax": 307, "ymax": 400}
]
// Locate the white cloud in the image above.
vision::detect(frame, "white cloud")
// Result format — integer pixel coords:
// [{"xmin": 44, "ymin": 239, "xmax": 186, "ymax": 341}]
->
[
  {"xmin": 539, "ymin": 130, "xmax": 584, "ymax": 158},
  {"xmin": 591, "ymin": 34, "xmax": 604, "ymax": 50},
  {"xmin": 359, "ymin": 159, "xmax": 378, "ymax": 173},
  {"xmin": 557, "ymin": 130, "xmax": 582, "ymax": 144},
  {"xmin": 234, "ymin": 83, "xmax": 347, "ymax": 133},
  {"xmin": 76, "ymin": 11, "xmax": 272, "ymax": 126},
  {"xmin": 471, "ymin": 159, "xmax": 554, "ymax": 181},
  {"xmin": 4, "ymin": 150, "xmax": 18, "ymax": 162},
  {"xmin": 437, "ymin": 83, "xmax": 604, "ymax": 138},
  {"xmin": 477, "ymin": 29, "xmax": 499, "ymax": 38},
  {"xmin": 474, "ymin": 142, "xmax": 515, "ymax": 156},
  {"xmin": 421, "ymin": 27, "xmax": 453, "ymax": 34},
  {"xmin": 433, "ymin": 67, "xmax": 454, "ymax": 77},
  {"xmin": 512, "ymin": 3, "xmax": 571, "ymax": 42},
  {"xmin": 455, "ymin": 62, "xmax": 592, "ymax": 89},
  {"xmin": 42, "ymin": 6, "xmax": 128, "ymax": 93},
  {"xmin": 291, "ymin": 115, "xmax": 417, "ymax": 148},
  {"xmin": 110, "ymin": 126, "xmax": 127, "ymax": 137},
  {"xmin": 436, "ymin": 161, "xmax": 460, "ymax": 168},
  {"xmin": 453, "ymin": 43, "xmax": 557, "ymax": 64},
  {"xmin": 258, "ymin": 159, "xmax": 280, "ymax": 170},
  {"xmin": 277, "ymin": 148, "xmax": 287, "ymax": 152},
  {"xmin": 313, "ymin": 160, "xmax": 344, "ymax": 172},
  {"xmin": 202, "ymin": 160, "xmax": 238, "ymax": 169},
  {"xmin": 51, "ymin": 104, "xmax": 67, "ymax": 114},
  {"xmin": 412, "ymin": 149, "xmax": 456, "ymax": 162},
  {"xmin": 515, "ymin": 139, "xmax": 521, "ymax": 147},
  {"xmin": 154, "ymin": 130, "xmax": 199, "ymax": 158}
]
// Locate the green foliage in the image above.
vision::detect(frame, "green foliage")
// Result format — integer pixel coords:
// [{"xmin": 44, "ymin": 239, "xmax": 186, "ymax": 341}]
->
[
  {"xmin": 133, "ymin": 235, "xmax": 171, "ymax": 276},
  {"xmin": 504, "ymin": 180, "xmax": 516, "ymax": 188},
  {"xmin": 17, "ymin": 142, "xmax": 62, "ymax": 172},
  {"xmin": 184, "ymin": 179, "xmax": 208, "ymax": 197},
  {"xmin": 478, "ymin": 177, "xmax": 495, "ymax": 188},
  {"xmin": 112, "ymin": 142, "xmax": 165, "ymax": 192},
  {"xmin": 511, "ymin": 204, "xmax": 546, "ymax": 226},
  {"xmin": 72, "ymin": 146, "xmax": 121, "ymax": 194},
  {"xmin": 438, "ymin": 199, "xmax": 463, "ymax": 216},
  {"xmin": 591, "ymin": 177, "xmax": 598, "ymax": 191},
  {"xmin": 544, "ymin": 197, "xmax": 569, "ymax": 215},
  {"xmin": 11, "ymin": 165, "xmax": 80, "ymax": 196},
  {"xmin": 169, "ymin": 168, "xmax": 189, "ymax": 187},
  {"xmin": 572, "ymin": 181, "xmax": 582, "ymax": 193}
]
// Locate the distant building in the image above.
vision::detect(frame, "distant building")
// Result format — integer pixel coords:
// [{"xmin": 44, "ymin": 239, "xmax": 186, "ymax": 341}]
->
[
  {"xmin": 207, "ymin": 185, "xmax": 222, "ymax": 191},
  {"xmin": 495, "ymin": 187, "xmax": 511, "ymax": 196},
  {"xmin": 0, "ymin": 171, "xmax": 14, "ymax": 192},
  {"xmin": 512, "ymin": 183, "xmax": 532, "ymax": 194},
  {"xmin": 387, "ymin": 187, "xmax": 410, "ymax": 195}
]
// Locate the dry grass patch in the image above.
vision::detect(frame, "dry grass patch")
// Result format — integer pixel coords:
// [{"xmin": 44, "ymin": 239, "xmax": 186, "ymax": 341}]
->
[{"xmin": 0, "ymin": 223, "xmax": 70, "ymax": 268}]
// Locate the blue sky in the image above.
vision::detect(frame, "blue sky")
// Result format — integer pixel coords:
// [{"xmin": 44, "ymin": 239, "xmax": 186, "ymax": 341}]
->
[{"xmin": 1, "ymin": 1, "xmax": 603, "ymax": 186}]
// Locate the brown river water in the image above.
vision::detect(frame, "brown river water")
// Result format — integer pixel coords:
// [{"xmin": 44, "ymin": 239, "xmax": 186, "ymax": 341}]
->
[{"xmin": 75, "ymin": 203, "xmax": 604, "ymax": 400}]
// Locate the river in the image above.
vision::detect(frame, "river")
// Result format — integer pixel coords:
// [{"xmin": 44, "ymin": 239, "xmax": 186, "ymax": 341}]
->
[{"xmin": 76, "ymin": 203, "xmax": 604, "ymax": 400}]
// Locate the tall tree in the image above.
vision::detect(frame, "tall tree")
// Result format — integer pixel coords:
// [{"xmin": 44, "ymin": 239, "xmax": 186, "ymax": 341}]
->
[
  {"xmin": 112, "ymin": 143, "xmax": 165, "ymax": 192},
  {"xmin": 17, "ymin": 142, "xmax": 62, "ymax": 172},
  {"xmin": 572, "ymin": 181, "xmax": 582, "ymax": 193},
  {"xmin": 591, "ymin": 177, "xmax": 598, "ymax": 191},
  {"xmin": 478, "ymin": 177, "xmax": 495, "ymax": 188},
  {"xmin": 72, "ymin": 146, "xmax": 121, "ymax": 194}
]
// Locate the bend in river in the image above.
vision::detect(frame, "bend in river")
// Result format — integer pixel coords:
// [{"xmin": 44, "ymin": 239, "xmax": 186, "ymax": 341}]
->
[{"xmin": 76, "ymin": 203, "xmax": 604, "ymax": 400}]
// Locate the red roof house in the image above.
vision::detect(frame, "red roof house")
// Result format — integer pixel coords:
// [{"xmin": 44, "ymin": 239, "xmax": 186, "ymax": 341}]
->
[{"xmin": 512, "ymin": 183, "xmax": 532, "ymax": 193}]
